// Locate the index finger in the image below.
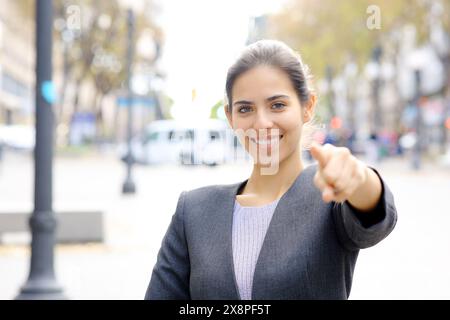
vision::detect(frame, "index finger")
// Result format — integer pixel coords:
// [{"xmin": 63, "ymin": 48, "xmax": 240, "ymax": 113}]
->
[{"xmin": 310, "ymin": 142, "xmax": 332, "ymax": 168}]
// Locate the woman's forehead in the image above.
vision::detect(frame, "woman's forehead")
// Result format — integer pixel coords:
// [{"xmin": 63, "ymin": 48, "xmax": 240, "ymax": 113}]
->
[{"xmin": 232, "ymin": 66, "xmax": 297, "ymax": 102}]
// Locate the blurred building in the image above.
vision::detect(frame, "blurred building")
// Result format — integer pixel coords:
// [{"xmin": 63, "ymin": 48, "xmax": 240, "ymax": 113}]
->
[
  {"xmin": 0, "ymin": 1, "xmax": 35, "ymax": 126},
  {"xmin": 246, "ymin": 15, "xmax": 268, "ymax": 45}
]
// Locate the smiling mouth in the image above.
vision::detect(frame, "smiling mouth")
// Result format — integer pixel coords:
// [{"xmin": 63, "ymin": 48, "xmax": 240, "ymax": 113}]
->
[{"xmin": 250, "ymin": 135, "xmax": 284, "ymax": 145}]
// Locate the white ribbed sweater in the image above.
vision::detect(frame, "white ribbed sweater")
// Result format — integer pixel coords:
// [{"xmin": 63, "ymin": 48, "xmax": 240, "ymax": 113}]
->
[{"xmin": 232, "ymin": 198, "xmax": 280, "ymax": 300}]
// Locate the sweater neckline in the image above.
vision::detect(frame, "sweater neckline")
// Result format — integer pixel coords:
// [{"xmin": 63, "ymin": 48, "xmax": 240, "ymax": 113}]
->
[{"xmin": 234, "ymin": 197, "xmax": 281, "ymax": 209}]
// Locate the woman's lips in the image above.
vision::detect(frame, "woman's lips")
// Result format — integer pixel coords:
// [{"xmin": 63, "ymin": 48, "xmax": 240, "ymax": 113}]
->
[{"xmin": 250, "ymin": 135, "xmax": 284, "ymax": 145}]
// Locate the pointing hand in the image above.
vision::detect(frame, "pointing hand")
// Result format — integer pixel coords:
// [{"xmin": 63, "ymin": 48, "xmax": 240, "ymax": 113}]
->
[{"xmin": 309, "ymin": 142, "xmax": 368, "ymax": 203}]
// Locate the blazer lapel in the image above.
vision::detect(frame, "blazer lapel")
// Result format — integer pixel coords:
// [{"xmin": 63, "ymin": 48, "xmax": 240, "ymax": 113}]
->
[
  {"xmin": 251, "ymin": 165, "xmax": 314, "ymax": 299},
  {"xmin": 220, "ymin": 164, "xmax": 314, "ymax": 300},
  {"xmin": 215, "ymin": 179, "xmax": 248, "ymax": 300}
]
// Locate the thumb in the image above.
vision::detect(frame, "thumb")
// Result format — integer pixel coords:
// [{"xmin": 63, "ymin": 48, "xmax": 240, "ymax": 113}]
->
[{"xmin": 310, "ymin": 141, "xmax": 330, "ymax": 168}]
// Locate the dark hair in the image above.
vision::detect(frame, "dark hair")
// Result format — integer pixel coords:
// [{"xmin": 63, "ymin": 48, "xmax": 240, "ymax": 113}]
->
[{"xmin": 225, "ymin": 39, "xmax": 314, "ymax": 112}]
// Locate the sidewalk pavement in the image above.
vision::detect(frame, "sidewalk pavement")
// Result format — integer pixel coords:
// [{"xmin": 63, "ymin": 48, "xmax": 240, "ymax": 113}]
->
[{"xmin": 0, "ymin": 151, "xmax": 449, "ymax": 299}]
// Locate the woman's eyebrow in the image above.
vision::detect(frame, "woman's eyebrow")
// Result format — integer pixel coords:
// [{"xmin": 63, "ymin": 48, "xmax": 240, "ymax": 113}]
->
[
  {"xmin": 233, "ymin": 100, "xmax": 253, "ymax": 106},
  {"xmin": 266, "ymin": 94, "xmax": 290, "ymax": 102},
  {"xmin": 233, "ymin": 95, "xmax": 290, "ymax": 106}
]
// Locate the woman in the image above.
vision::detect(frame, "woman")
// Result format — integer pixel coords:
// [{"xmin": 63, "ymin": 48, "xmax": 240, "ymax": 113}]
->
[{"xmin": 145, "ymin": 40, "xmax": 397, "ymax": 300}]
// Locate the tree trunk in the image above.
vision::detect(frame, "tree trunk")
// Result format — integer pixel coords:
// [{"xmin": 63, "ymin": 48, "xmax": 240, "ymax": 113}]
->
[
  {"xmin": 440, "ymin": 54, "xmax": 450, "ymax": 154},
  {"xmin": 95, "ymin": 93, "xmax": 105, "ymax": 144},
  {"xmin": 153, "ymin": 92, "xmax": 165, "ymax": 120},
  {"xmin": 68, "ymin": 78, "xmax": 83, "ymax": 146},
  {"xmin": 113, "ymin": 97, "xmax": 121, "ymax": 144}
]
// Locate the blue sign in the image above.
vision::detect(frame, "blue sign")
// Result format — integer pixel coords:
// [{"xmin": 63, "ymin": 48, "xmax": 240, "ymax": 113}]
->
[
  {"xmin": 117, "ymin": 96, "xmax": 156, "ymax": 108},
  {"xmin": 41, "ymin": 81, "xmax": 57, "ymax": 104}
]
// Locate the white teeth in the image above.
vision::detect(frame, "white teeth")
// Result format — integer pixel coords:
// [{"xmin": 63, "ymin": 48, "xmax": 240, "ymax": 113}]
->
[{"xmin": 251, "ymin": 136, "xmax": 282, "ymax": 145}]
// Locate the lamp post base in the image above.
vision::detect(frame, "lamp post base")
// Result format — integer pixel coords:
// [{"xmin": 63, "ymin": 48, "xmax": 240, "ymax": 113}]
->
[
  {"xmin": 16, "ymin": 279, "xmax": 66, "ymax": 300},
  {"xmin": 122, "ymin": 179, "xmax": 136, "ymax": 194},
  {"xmin": 412, "ymin": 152, "xmax": 421, "ymax": 170}
]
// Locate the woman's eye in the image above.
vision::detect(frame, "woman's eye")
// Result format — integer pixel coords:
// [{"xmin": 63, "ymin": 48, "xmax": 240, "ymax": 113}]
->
[
  {"xmin": 272, "ymin": 103, "xmax": 286, "ymax": 110},
  {"xmin": 238, "ymin": 106, "xmax": 252, "ymax": 113}
]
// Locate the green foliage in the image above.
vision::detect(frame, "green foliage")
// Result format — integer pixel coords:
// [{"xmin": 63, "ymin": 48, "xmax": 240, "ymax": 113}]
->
[
  {"xmin": 210, "ymin": 100, "xmax": 224, "ymax": 119},
  {"xmin": 53, "ymin": 0, "xmax": 161, "ymax": 97},
  {"xmin": 269, "ymin": 0, "xmax": 448, "ymax": 78}
]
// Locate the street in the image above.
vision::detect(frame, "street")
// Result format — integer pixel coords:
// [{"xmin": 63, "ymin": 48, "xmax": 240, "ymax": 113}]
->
[{"xmin": 0, "ymin": 150, "xmax": 449, "ymax": 299}]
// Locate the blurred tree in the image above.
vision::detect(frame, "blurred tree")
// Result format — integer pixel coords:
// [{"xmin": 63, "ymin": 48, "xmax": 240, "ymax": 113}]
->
[
  {"xmin": 51, "ymin": 0, "xmax": 163, "ymax": 143},
  {"xmin": 210, "ymin": 100, "xmax": 224, "ymax": 119},
  {"xmin": 15, "ymin": 0, "xmax": 34, "ymax": 19},
  {"xmin": 15, "ymin": 0, "xmax": 163, "ymax": 143},
  {"xmin": 270, "ymin": 0, "xmax": 449, "ymax": 138},
  {"xmin": 269, "ymin": 0, "xmax": 447, "ymax": 78}
]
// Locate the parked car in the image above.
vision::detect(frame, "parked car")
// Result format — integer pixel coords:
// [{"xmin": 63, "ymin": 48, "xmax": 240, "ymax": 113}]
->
[
  {"xmin": 0, "ymin": 124, "xmax": 35, "ymax": 151},
  {"xmin": 118, "ymin": 119, "xmax": 235, "ymax": 166}
]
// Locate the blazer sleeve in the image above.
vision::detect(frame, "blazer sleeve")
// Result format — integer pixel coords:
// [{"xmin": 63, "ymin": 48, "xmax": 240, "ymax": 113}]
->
[
  {"xmin": 144, "ymin": 191, "xmax": 191, "ymax": 299},
  {"xmin": 331, "ymin": 167, "xmax": 398, "ymax": 252}
]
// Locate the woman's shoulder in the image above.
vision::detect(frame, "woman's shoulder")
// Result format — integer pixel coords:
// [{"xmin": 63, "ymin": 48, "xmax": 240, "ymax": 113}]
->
[
  {"xmin": 174, "ymin": 182, "xmax": 243, "ymax": 222},
  {"xmin": 181, "ymin": 181, "xmax": 243, "ymax": 204}
]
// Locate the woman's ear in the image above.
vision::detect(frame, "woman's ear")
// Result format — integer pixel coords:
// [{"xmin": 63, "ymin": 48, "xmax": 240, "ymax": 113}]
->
[{"xmin": 303, "ymin": 94, "xmax": 317, "ymax": 123}]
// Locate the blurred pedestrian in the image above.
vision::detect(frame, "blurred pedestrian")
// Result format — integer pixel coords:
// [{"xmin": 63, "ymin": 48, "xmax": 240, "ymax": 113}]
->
[{"xmin": 365, "ymin": 132, "xmax": 380, "ymax": 167}]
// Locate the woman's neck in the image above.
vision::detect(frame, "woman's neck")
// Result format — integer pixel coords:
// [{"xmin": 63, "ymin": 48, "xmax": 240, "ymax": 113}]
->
[{"xmin": 242, "ymin": 148, "xmax": 304, "ymax": 200}]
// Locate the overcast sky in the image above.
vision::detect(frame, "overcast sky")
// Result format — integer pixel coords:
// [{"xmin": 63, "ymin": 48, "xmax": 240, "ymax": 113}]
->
[{"xmin": 156, "ymin": 0, "xmax": 287, "ymax": 121}]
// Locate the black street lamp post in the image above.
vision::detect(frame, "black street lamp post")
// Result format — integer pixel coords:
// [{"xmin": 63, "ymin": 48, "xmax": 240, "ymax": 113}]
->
[
  {"xmin": 412, "ymin": 70, "xmax": 423, "ymax": 170},
  {"xmin": 122, "ymin": 9, "xmax": 136, "ymax": 194},
  {"xmin": 16, "ymin": 0, "xmax": 66, "ymax": 300},
  {"xmin": 371, "ymin": 46, "xmax": 383, "ymax": 134}
]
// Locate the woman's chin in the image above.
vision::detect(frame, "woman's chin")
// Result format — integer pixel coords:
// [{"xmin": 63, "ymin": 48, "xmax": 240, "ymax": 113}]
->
[{"xmin": 248, "ymin": 152, "xmax": 284, "ymax": 166}]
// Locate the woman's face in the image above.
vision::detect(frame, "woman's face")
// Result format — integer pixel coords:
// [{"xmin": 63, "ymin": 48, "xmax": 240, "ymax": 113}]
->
[{"xmin": 226, "ymin": 65, "xmax": 313, "ymax": 166}]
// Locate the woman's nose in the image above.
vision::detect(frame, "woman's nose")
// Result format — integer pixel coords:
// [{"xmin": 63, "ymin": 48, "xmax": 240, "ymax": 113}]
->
[{"xmin": 253, "ymin": 110, "xmax": 274, "ymax": 130}]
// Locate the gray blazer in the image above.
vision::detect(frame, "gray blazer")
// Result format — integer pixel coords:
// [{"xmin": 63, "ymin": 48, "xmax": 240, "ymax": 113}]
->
[{"xmin": 145, "ymin": 164, "xmax": 397, "ymax": 300}]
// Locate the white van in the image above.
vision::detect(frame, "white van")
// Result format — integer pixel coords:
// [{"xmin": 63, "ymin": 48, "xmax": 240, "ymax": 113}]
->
[{"xmin": 121, "ymin": 119, "xmax": 239, "ymax": 165}]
